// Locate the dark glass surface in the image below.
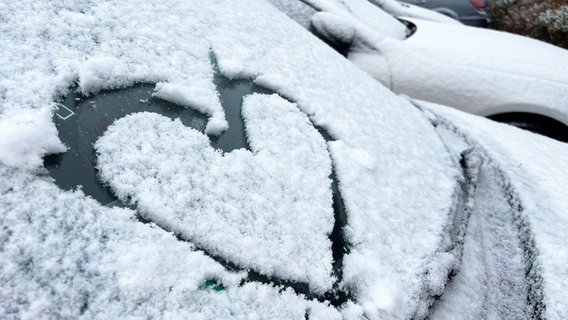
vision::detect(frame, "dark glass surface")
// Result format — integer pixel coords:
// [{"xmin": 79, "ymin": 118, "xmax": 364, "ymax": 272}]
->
[
  {"xmin": 210, "ymin": 77, "xmax": 274, "ymax": 152},
  {"xmin": 44, "ymin": 76, "xmax": 273, "ymax": 206},
  {"xmin": 45, "ymin": 84, "xmax": 209, "ymax": 205},
  {"xmin": 43, "ymin": 74, "xmax": 350, "ymax": 302}
]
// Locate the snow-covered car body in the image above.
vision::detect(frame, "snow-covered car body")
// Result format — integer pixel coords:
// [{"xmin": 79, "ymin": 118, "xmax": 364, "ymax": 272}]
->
[
  {"xmin": 1, "ymin": 1, "xmax": 568, "ymax": 319},
  {"xmin": 385, "ymin": 18, "xmax": 568, "ymax": 126},
  {"xmin": 397, "ymin": 0, "xmax": 488, "ymax": 26},
  {"xmin": 280, "ymin": 0, "xmax": 568, "ymax": 140}
]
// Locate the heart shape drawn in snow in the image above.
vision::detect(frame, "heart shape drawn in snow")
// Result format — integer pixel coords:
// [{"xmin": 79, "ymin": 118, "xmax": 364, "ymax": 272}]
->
[{"xmin": 95, "ymin": 93, "xmax": 335, "ymax": 293}]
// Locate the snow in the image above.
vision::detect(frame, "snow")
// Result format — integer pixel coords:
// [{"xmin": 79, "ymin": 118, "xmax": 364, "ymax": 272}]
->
[
  {"xmin": 421, "ymin": 100, "xmax": 568, "ymax": 319},
  {"xmin": 2, "ymin": 0, "xmax": 566, "ymax": 318},
  {"xmin": 303, "ymin": 0, "xmax": 407, "ymax": 40},
  {"xmin": 95, "ymin": 94, "xmax": 335, "ymax": 293},
  {"xmin": 345, "ymin": 14, "xmax": 568, "ymax": 122},
  {"xmin": 401, "ymin": 18, "xmax": 568, "ymax": 86},
  {"xmin": 0, "ymin": 165, "xmax": 237, "ymax": 318},
  {"xmin": 324, "ymin": 120, "xmax": 460, "ymax": 319},
  {"xmin": 208, "ymin": 3, "xmax": 463, "ymax": 316},
  {"xmin": 295, "ymin": 0, "xmax": 568, "ymax": 124},
  {"xmin": 152, "ymin": 82, "xmax": 229, "ymax": 135},
  {"xmin": 311, "ymin": 12, "xmax": 356, "ymax": 45},
  {"xmin": 432, "ymin": 160, "xmax": 531, "ymax": 319},
  {"xmin": 0, "ymin": 1, "xmax": 225, "ymax": 135},
  {"xmin": 1, "ymin": 0, "xmax": 464, "ymax": 316},
  {"xmin": 0, "ymin": 167, "xmax": 341, "ymax": 319},
  {"xmin": 78, "ymin": 56, "xmax": 131, "ymax": 95},
  {"xmin": 334, "ymin": 0, "xmax": 408, "ymax": 40},
  {"xmin": 0, "ymin": 108, "xmax": 66, "ymax": 170},
  {"xmin": 428, "ymin": 120, "xmax": 531, "ymax": 319}
]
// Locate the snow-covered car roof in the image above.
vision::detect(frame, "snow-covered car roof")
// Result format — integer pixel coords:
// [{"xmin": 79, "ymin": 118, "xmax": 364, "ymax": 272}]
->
[{"xmin": 1, "ymin": 0, "xmax": 567, "ymax": 319}]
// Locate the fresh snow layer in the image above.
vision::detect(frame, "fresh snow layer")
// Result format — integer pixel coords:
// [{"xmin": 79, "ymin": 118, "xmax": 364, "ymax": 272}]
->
[
  {"xmin": 432, "ymin": 160, "xmax": 531, "ymax": 319},
  {"xmin": 334, "ymin": 0, "xmax": 407, "ymax": 40},
  {"xmin": 329, "ymin": 136, "xmax": 460, "ymax": 320},
  {"xmin": 3, "ymin": 0, "xmax": 470, "ymax": 318},
  {"xmin": 0, "ymin": 167, "xmax": 342, "ymax": 319},
  {"xmin": 0, "ymin": 1, "xmax": 226, "ymax": 136},
  {"xmin": 209, "ymin": 2, "xmax": 461, "ymax": 318},
  {"xmin": 422, "ymin": 101, "xmax": 568, "ymax": 319},
  {"xmin": 302, "ymin": 0, "xmax": 407, "ymax": 41},
  {"xmin": 311, "ymin": 12, "xmax": 356, "ymax": 45},
  {"xmin": 429, "ymin": 122, "xmax": 531, "ymax": 319},
  {"xmin": 304, "ymin": 0, "xmax": 568, "ymax": 124},
  {"xmin": 357, "ymin": 17, "xmax": 568, "ymax": 122},
  {"xmin": 95, "ymin": 94, "xmax": 335, "ymax": 293},
  {"xmin": 0, "ymin": 108, "xmax": 66, "ymax": 170},
  {"xmin": 152, "ymin": 82, "xmax": 228, "ymax": 135},
  {"xmin": 402, "ymin": 19, "xmax": 568, "ymax": 86}
]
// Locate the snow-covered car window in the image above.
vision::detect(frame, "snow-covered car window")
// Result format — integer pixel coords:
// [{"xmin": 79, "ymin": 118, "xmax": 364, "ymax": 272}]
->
[
  {"xmin": 4, "ymin": 1, "xmax": 567, "ymax": 319},
  {"xmin": 45, "ymin": 64, "xmax": 277, "ymax": 206},
  {"xmin": 46, "ymin": 60, "xmax": 342, "ymax": 293}
]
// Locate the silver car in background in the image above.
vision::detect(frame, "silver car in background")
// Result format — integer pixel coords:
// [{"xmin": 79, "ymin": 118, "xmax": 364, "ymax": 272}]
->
[{"xmin": 397, "ymin": 0, "xmax": 488, "ymax": 26}]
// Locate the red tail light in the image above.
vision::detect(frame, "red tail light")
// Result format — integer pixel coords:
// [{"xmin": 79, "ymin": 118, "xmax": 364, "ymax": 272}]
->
[{"xmin": 470, "ymin": 0, "xmax": 486, "ymax": 11}]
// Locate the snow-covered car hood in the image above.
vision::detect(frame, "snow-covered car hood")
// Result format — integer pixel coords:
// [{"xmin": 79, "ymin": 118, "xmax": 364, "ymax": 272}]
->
[{"xmin": 1, "ymin": 1, "xmax": 567, "ymax": 319}]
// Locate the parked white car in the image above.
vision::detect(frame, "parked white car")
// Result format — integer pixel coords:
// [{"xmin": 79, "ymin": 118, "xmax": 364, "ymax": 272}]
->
[
  {"xmin": 275, "ymin": 0, "xmax": 568, "ymax": 141},
  {"xmin": 1, "ymin": 0, "xmax": 568, "ymax": 319}
]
